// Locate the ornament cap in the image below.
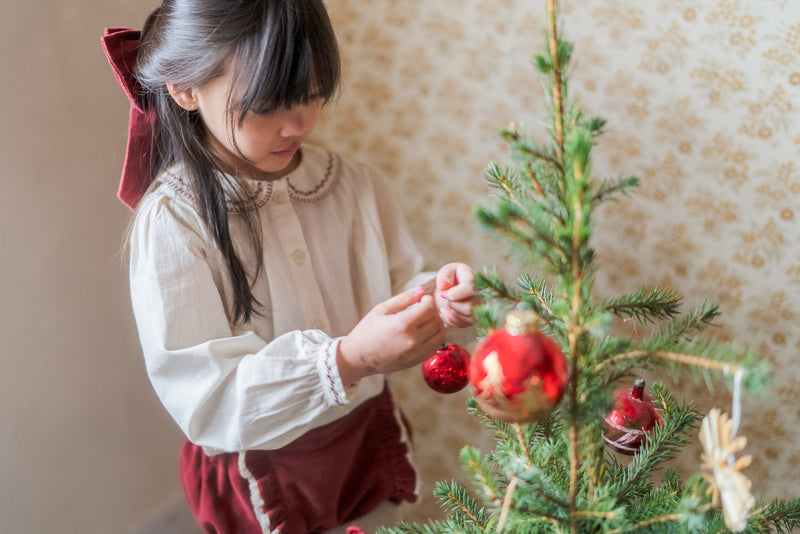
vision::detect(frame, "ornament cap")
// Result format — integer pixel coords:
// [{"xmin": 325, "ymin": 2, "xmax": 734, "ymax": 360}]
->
[
  {"xmin": 632, "ymin": 378, "xmax": 646, "ymax": 400},
  {"xmin": 504, "ymin": 309, "xmax": 541, "ymax": 336}
]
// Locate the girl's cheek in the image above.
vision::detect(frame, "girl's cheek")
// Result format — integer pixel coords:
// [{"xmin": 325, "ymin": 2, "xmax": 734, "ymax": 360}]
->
[{"xmin": 238, "ymin": 123, "xmax": 273, "ymax": 149}]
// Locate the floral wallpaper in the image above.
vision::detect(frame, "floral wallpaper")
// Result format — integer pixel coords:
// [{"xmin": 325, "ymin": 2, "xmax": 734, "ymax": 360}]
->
[{"xmin": 310, "ymin": 0, "xmax": 800, "ymax": 521}]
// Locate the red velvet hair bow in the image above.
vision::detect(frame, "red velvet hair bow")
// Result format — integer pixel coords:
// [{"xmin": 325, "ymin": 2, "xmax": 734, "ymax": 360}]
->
[{"xmin": 101, "ymin": 27, "xmax": 158, "ymax": 210}]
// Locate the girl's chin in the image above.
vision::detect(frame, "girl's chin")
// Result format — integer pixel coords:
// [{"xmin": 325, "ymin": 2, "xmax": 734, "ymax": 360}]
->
[{"xmin": 247, "ymin": 151, "xmax": 302, "ymax": 181}]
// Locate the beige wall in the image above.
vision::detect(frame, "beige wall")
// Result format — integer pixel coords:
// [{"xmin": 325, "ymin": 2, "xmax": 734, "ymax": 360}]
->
[
  {"xmin": 3, "ymin": 0, "xmax": 798, "ymax": 531},
  {"xmin": 0, "ymin": 1, "xmax": 181, "ymax": 532}
]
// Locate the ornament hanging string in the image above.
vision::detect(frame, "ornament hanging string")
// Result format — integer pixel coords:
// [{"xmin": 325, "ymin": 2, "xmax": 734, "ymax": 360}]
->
[{"xmin": 725, "ymin": 365, "xmax": 746, "ymax": 467}]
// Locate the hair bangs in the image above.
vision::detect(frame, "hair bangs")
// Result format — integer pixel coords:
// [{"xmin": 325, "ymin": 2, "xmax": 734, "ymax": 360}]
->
[{"xmin": 229, "ymin": 0, "xmax": 340, "ymax": 121}]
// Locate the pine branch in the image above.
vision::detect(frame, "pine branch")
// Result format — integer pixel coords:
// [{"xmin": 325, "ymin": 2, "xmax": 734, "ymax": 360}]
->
[
  {"xmin": 540, "ymin": 0, "xmax": 596, "ymax": 522},
  {"xmin": 514, "ymin": 456, "xmax": 571, "ymax": 510},
  {"xmin": 525, "ymin": 161, "xmax": 549, "ymax": 199},
  {"xmin": 501, "ymin": 125, "xmax": 564, "ymax": 175},
  {"xmin": 647, "ymin": 300, "xmax": 721, "ymax": 347},
  {"xmin": 502, "ymin": 476, "xmax": 569, "ymax": 530},
  {"xmin": 379, "ymin": 519, "xmax": 484, "ymax": 534},
  {"xmin": 582, "ymin": 114, "xmax": 607, "ymax": 137},
  {"xmin": 497, "ymin": 475, "xmax": 519, "ymax": 532},
  {"xmin": 485, "ymin": 162, "xmax": 536, "ymax": 212},
  {"xmin": 460, "ymin": 445, "xmax": 502, "ymax": 504},
  {"xmin": 661, "ymin": 468, "xmax": 684, "ymax": 496},
  {"xmin": 475, "ymin": 203, "xmax": 569, "ymax": 270},
  {"xmin": 473, "ymin": 304, "xmax": 503, "ymax": 338},
  {"xmin": 474, "ymin": 270, "xmax": 520, "ymax": 307},
  {"xmin": 546, "ymin": 0, "xmax": 566, "ymax": 160},
  {"xmin": 626, "ymin": 486, "xmax": 681, "ymax": 523},
  {"xmin": 595, "ymin": 337, "xmax": 770, "ymax": 396},
  {"xmin": 484, "ymin": 159, "xmax": 567, "ymax": 227},
  {"xmin": 514, "ymin": 423, "xmax": 534, "ymax": 466},
  {"xmin": 603, "ymin": 468, "xmax": 706, "ymax": 533},
  {"xmin": 517, "ymin": 273, "xmax": 559, "ymax": 327},
  {"xmin": 606, "ymin": 513, "xmax": 684, "ymax": 534},
  {"xmin": 591, "ymin": 175, "xmax": 640, "ymax": 204},
  {"xmin": 466, "ymin": 406, "xmax": 571, "ymax": 511},
  {"xmin": 433, "ymin": 480, "xmax": 491, "ymax": 530},
  {"xmin": 597, "ymin": 343, "xmax": 740, "ymax": 375},
  {"xmin": 602, "ymin": 287, "xmax": 683, "ymax": 326},
  {"xmin": 505, "ymin": 516, "xmax": 565, "ymax": 533},
  {"xmin": 750, "ymin": 498, "xmax": 800, "ymax": 533},
  {"xmin": 565, "ymin": 125, "xmax": 594, "ymax": 185},
  {"xmin": 466, "ymin": 398, "xmax": 523, "ymax": 446}
]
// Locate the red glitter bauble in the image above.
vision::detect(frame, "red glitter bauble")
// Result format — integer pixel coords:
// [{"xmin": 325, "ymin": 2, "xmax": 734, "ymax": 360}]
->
[
  {"xmin": 469, "ymin": 310, "xmax": 568, "ymax": 423},
  {"xmin": 603, "ymin": 378, "xmax": 664, "ymax": 455},
  {"xmin": 421, "ymin": 343, "xmax": 471, "ymax": 394}
]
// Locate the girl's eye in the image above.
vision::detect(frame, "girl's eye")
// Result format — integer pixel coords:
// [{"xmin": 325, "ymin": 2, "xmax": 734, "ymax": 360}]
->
[
  {"xmin": 252, "ymin": 95, "xmax": 323, "ymax": 116},
  {"xmin": 252, "ymin": 107, "xmax": 277, "ymax": 116}
]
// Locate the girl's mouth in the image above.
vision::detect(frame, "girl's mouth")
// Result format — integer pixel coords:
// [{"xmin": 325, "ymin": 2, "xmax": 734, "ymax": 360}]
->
[{"xmin": 273, "ymin": 146, "xmax": 299, "ymax": 159}]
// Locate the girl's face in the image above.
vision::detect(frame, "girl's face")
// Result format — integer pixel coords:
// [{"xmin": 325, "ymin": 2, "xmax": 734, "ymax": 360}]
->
[{"xmin": 170, "ymin": 68, "xmax": 322, "ymax": 181}]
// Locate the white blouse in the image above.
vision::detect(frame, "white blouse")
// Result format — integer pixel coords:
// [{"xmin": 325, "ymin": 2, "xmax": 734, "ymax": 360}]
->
[{"xmin": 129, "ymin": 144, "xmax": 430, "ymax": 455}]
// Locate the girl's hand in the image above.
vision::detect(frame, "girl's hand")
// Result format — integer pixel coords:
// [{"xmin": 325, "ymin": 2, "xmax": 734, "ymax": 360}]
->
[
  {"xmin": 435, "ymin": 262, "xmax": 477, "ymax": 328},
  {"xmin": 337, "ymin": 286, "xmax": 446, "ymax": 385}
]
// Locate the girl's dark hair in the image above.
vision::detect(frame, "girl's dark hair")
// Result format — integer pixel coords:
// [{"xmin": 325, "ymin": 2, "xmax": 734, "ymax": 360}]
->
[{"xmin": 135, "ymin": 0, "xmax": 340, "ymax": 324}]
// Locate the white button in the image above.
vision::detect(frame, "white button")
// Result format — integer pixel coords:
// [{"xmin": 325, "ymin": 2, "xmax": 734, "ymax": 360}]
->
[
  {"xmin": 311, "ymin": 320, "xmax": 326, "ymax": 330},
  {"xmin": 272, "ymin": 191, "xmax": 288, "ymax": 204},
  {"xmin": 292, "ymin": 249, "xmax": 307, "ymax": 265}
]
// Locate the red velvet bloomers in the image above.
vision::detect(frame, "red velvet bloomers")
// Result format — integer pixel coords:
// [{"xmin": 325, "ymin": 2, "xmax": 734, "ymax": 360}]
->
[{"xmin": 179, "ymin": 387, "xmax": 417, "ymax": 533}]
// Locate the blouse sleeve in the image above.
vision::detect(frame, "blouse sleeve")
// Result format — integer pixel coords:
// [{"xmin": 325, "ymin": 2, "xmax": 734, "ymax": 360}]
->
[{"xmin": 129, "ymin": 193, "xmax": 359, "ymax": 453}]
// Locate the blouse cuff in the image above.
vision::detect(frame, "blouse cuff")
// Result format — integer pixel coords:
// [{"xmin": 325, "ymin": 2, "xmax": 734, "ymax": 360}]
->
[{"xmin": 317, "ymin": 337, "xmax": 349, "ymax": 406}]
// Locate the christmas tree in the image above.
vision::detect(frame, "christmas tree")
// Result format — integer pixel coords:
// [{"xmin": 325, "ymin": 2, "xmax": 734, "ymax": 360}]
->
[{"xmin": 381, "ymin": 1, "xmax": 800, "ymax": 532}]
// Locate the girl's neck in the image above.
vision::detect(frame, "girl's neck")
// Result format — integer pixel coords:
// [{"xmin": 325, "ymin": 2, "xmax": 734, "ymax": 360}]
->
[
  {"xmin": 215, "ymin": 148, "xmax": 304, "ymax": 183},
  {"xmin": 245, "ymin": 149, "xmax": 304, "ymax": 182}
]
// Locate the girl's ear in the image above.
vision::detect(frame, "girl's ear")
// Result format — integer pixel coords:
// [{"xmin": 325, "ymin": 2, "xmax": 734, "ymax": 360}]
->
[{"xmin": 167, "ymin": 84, "xmax": 199, "ymax": 111}]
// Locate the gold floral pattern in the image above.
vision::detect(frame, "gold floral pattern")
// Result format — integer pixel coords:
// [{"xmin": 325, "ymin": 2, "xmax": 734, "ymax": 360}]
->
[{"xmin": 311, "ymin": 0, "xmax": 800, "ymax": 520}]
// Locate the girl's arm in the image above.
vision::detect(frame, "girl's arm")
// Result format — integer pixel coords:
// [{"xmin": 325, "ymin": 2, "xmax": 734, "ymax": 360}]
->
[{"xmin": 129, "ymin": 195, "xmax": 385, "ymax": 453}]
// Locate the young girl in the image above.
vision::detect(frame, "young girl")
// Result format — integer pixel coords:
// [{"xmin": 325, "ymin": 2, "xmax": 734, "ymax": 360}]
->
[{"xmin": 102, "ymin": 1, "xmax": 475, "ymax": 532}]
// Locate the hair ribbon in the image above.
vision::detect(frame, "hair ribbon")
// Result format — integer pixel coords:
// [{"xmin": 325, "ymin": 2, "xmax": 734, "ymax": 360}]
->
[{"xmin": 101, "ymin": 27, "xmax": 158, "ymax": 210}]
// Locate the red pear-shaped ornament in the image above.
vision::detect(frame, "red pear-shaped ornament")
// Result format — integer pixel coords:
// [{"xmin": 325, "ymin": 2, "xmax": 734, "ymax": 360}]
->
[
  {"xmin": 469, "ymin": 310, "xmax": 568, "ymax": 423},
  {"xmin": 603, "ymin": 378, "xmax": 664, "ymax": 455},
  {"xmin": 422, "ymin": 343, "xmax": 471, "ymax": 394}
]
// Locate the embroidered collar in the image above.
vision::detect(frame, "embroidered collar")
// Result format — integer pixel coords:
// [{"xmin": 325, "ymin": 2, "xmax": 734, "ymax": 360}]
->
[{"xmin": 159, "ymin": 145, "xmax": 341, "ymax": 212}]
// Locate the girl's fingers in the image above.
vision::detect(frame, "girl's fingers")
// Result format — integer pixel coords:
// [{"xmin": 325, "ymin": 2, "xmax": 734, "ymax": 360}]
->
[
  {"xmin": 440, "ymin": 307, "xmax": 459, "ymax": 326},
  {"xmin": 444, "ymin": 298, "xmax": 476, "ymax": 317},
  {"xmin": 381, "ymin": 285, "xmax": 426, "ymax": 315},
  {"xmin": 414, "ymin": 304, "xmax": 445, "ymax": 333},
  {"xmin": 418, "ymin": 320, "xmax": 446, "ymax": 352},
  {"xmin": 440, "ymin": 306, "xmax": 472, "ymax": 328},
  {"xmin": 395, "ymin": 295, "xmax": 441, "ymax": 330},
  {"xmin": 440, "ymin": 284, "xmax": 475, "ymax": 303}
]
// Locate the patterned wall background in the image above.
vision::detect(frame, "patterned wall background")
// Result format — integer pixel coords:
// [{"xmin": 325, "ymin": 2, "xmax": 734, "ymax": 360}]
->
[{"xmin": 310, "ymin": 0, "xmax": 800, "ymax": 521}]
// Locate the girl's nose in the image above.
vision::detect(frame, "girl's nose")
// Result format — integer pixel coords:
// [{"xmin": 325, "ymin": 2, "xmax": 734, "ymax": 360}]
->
[{"xmin": 280, "ymin": 106, "xmax": 310, "ymax": 137}]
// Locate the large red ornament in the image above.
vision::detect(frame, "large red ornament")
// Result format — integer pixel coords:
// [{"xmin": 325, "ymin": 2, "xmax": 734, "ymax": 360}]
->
[
  {"xmin": 469, "ymin": 310, "xmax": 568, "ymax": 423},
  {"xmin": 422, "ymin": 343, "xmax": 471, "ymax": 394},
  {"xmin": 603, "ymin": 378, "xmax": 664, "ymax": 455}
]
